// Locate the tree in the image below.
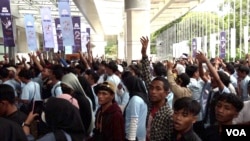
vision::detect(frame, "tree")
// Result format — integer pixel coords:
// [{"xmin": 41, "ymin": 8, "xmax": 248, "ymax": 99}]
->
[{"xmin": 105, "ymin": 40, "xmax": 117, "ymax": 59}]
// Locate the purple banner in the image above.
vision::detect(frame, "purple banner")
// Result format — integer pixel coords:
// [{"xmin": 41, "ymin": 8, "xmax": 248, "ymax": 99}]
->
[
  {"xmin": 0, "ymin": 0, "xmax": 15, "ymax": 47},
  {"xmin": 72, "ymin": 16, "xmax": 81, "ymax": 53},
  {"xmin": 86, "ymin": 28, "xmax": 90, "ymax": 41},
  {"xmin": 220, "ymin": 31, "xmax": 226, "ymax": 58},
  {"xmin": 192, "ymin": 38, "xmax": 197, "ymax": 58},
  {"xmin": 54, "ymin": 18, "xmax": 64, "ymax": 51}
]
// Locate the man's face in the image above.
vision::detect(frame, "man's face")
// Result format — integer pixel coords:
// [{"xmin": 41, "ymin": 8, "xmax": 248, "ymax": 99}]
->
[
  {"xmin": 149, "ymin": 80, "xmax": 167, "ymax": 103},
  {"xmin": 97, "ymin": 90, "xmax": 114, "ymax": 105},
  {"xmin": 215, "ymin": 100, "xmax": 238, "ymax": 124},
  {"xmin": 173, "ymin": 109, "xmax": 197, "ymax": 133},
  {"xmin": 41, "ymin": 68, "xmax": 52, "ymax": 78}
]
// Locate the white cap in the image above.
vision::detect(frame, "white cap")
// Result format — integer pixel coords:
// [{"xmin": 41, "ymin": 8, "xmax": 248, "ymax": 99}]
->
[
  {"xmin": 175, "ymin": 64, "xmax": 185, "ymax": 75},
  {"xmin": 117, "ymin": 64, "xmax": 124, "ymax": 73}
]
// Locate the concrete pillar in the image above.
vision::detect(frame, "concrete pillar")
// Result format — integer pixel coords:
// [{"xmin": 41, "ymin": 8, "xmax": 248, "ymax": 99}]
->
[
  {"xmin": 117, "ymin": 32, "xmax": 125, "ymax": 60},
  {"xmin": 125, "ymin": 0, "xmax": 150, "ymax": 64}
]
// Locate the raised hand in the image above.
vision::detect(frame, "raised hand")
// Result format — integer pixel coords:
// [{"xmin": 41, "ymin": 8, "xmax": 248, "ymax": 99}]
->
[
  {"xmin": 196, "ymin": 51, "xmax": 207, "ymax": 63},
  {"xmin": 140, "ymin": 36, "xmax": 149, "ymax": 57},
  {"xmin": 166, "ymin": 61, "xmax": 174, "ymax": 70}
]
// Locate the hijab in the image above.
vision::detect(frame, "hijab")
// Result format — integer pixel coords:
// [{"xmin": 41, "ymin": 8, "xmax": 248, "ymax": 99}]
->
[
  {"xmin": 44, "ymin": 97, "xmax": 85, "ymax": 141},
  {"xmin": 122, "ymin": 75, "xmax": 149, "ymax": 105},
  {"xmin": 78, "ymin": 76, "xmax": 96, "ymax": 110},
  {"xmin": 61, "ymin": 73, "xmax": 94, "ymax": 136}
]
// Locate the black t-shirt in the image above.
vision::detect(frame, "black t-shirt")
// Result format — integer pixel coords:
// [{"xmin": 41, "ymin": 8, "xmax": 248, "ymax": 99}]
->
[
  {"xmin": 5, "ymin": 110, "xmax": 27, "ymax": 126},
  {"xmin": 0, "ymin": 117, "xmax": 28, "ymax": 141}
]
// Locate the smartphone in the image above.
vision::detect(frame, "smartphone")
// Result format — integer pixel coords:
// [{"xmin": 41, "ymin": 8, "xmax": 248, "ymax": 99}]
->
[{"xmin": 32, "ymin": 100, "xmax": 45, "ymax": 120}]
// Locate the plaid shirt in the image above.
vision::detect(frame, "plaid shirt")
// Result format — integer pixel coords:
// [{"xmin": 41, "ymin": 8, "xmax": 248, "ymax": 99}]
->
[
  {"xmin": 148, "ymin": 101, "xmax": 174, "ymax": 141},
  {"xmin": 141, "ymin": 56, "xmax": 152, "ymax": 91}
]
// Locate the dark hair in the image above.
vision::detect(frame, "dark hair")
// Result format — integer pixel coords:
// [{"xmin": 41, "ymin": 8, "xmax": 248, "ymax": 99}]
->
[
  {"xmin": 153, "ymin": 62, "xmax": 167, "ymax": 77},
  {"xmin": 237, "ymin": 64, "xmax": 249, "ymax": 74},
  {"xmin": 106, "ymin": 61, "xmax": 118, "ymax": 72},
  {"xmin": 18, "ymin": 69, "xmax": 33, "ymax": 79},
  {"xmin": 89, "ymin": 71, "xmax": 100, "ymax": 83},
  {"xmin": 185, "ymin": 65, "xmax": 198, "ymax": 78},
  {"xmin": 152, "ymin": 76, "xmax": 169, "ymax": 91},
  {"xmin": 225, "ymin": 63, "xmax": 235, "ymax": 74},
  {"xmin": 174, "ymin": 97, "xmax": 201, "ymax": 116},
  {"xmin": 176, "ymin": 73, "xmax": 190, "ymax": 87},
  {"xmin": 128, "ymin": 64, "xmax": 142, "ymax": 78},
  {"xmin": 216, "ymin": 93, "xmax": 243, "ymax": 112},
  {"xmin": 121, "ymin": 71, "xmax": 133, "ymax": 82},
  {"xmin": 217, "ymin": 71, "xmax": 230, "ymax": 87},
  {"xmin": 75, "ymin": 64, "xmax": 86, "ymax": 73},
  {"xmin": 51, "ymin": 65, "xmax": 64, "ymax": 80},
  {"xmin": 0, "ymin": 84, "xmax": 15, "ymax": 104},
  {"xmin": 0, "ymin": 67, "xmax": 9, "ymax": 78}
]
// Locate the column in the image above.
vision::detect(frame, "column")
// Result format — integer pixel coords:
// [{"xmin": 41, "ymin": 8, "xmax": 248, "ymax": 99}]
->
[
  {"xmin": 117, "ymin": 32, "xmax": 125, "ymax": 60},
  {"xmin": 125, "ymin": 0, "xmax": 150, "ymax": 64}
]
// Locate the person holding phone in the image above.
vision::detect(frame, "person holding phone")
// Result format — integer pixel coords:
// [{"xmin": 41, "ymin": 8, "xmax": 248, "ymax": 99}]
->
[{"xmin": 23, "ymin": 97, "xmax": 86, "ymax": 141}]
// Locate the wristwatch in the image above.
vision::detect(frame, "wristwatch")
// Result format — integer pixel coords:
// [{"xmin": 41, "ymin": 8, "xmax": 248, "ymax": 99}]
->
[{"xmin": 22, "ymin": 122, "xmax": 30, "ymax": 127}]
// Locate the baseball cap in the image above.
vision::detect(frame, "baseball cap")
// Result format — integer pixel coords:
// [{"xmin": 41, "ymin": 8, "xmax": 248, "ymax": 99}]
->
[{"xmin": 94, "ymin": 81, "xmax": 116, "ymax": 95}]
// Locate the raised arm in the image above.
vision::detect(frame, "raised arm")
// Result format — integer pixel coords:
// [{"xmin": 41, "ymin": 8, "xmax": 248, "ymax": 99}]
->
[
  {"xmin": 140, "ymin": 36, "xmax": 151, "ymax": 91},
  {"xmin": 196, "ymin": 52, "xmax": 225, "ymax": 92}
]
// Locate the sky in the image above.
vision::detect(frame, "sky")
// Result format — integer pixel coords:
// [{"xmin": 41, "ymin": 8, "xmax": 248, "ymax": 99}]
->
[{"xmin": 193, "ymin": 0, "xmax": 224, "ymax": 12}]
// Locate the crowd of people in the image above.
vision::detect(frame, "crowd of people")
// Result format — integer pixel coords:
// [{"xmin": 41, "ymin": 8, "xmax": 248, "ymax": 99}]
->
[{"xmin": 0, "ymin": 36, "xmax": 249, "ymax": 141}]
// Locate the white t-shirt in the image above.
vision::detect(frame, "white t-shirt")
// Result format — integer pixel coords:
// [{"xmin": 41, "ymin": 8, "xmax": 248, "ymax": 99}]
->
[{"xmin": 21, "ymin": 81, "xmax": 41, "ymax": 101}]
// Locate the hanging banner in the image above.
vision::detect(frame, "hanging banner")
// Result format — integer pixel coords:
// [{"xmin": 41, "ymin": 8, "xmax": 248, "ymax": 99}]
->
[
  {"xmin": 192, "ymin": 38, "xmax": 197, "ymax": 58},
  {"xmin": 219, "ymin": 31, "xmax": 226, "ymax": 59},
  {"xmin": 58, "ymin": 0, "xmax": 74, "ymax": 46},
  {"xmin": 210, "ymin": 34, "xmax": 216, "ymax": 58},
  {"xmin": 24, "ymin": 14, "xmax": 37, "ymax": 51},
  {"xmin": 231, "ymin": 28, "xmax": 236, "ymax": 58},
  {"xmin": 81, "ymin": 31, "xmax": 88, "ymax": 52},
  {"xmin": 54, "ymin": 18, "xmax": 64, "ymax": 51},
  {"xmin": 0, "ymin": 0, "xmax": 15, "ymax": 47},
  {"xmin": 172, "ymin": 43, "xmax": 177, "ymax": 58},
  {"xmin": 86, "ymin": 28, "xmax": 91, "ymax": 41},
  {"xmin": 244, "ymin": 26, "xmax": 248, "ymax": 53},
  {"xmin": 40, "ymin": 7, "xmax": 54, "ymax": 48},
  {"xmin": 72, "ymin": 16, "xmax": 81, "ymax": 53},
  {"xmin": 197, "ymin": 37, "xmax": 202, "ymax": 51}
]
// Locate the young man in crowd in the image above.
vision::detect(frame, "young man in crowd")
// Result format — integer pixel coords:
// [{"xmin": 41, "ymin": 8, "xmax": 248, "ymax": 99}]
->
[
  {"xmin": 203, "ymin": 93, "xmax": 243, "ymax": 141},
  {"xmin": 172, "ymin": 97, "xmax": 202, "ymax": 141},
  {"xmin": 89, "ymin": 81, "xmax": 125, "ymax": 141},
  {"xmin": 147, "ymin": 76, "xmax": 174, "ymax": 141}
]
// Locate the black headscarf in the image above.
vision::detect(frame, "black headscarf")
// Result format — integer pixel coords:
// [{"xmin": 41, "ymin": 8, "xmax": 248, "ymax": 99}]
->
[
  {"xmin": 78, "ymin": 76, "xmax": 96, "ymax": 110},
  {"xmin": 122, "ymin": 75, "xmax": 149, "ymax": 106},
  {"xmin": 44, "ymin": 97, "xmax": 85, "ymax": 141}
]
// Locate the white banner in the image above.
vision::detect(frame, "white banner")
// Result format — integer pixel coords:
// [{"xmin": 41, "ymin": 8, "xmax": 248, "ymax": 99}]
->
[
  {"xmin": 231, "ymin": 28, "xmax": 236, "ymax": 58},
  {"xmin": 210, "ymin": 34, "xmax": 216, "ymax": 58},
  {"xmin": 197, "ymin": 37, "xmax": 202, "ymax": 52},
  {"xmin": 244, "ymin": 26, "xmax": 248, "ymax": 54},
  {"xmin": 181, "ymin": 40, "xmax": 190, "ymax": 55}
]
